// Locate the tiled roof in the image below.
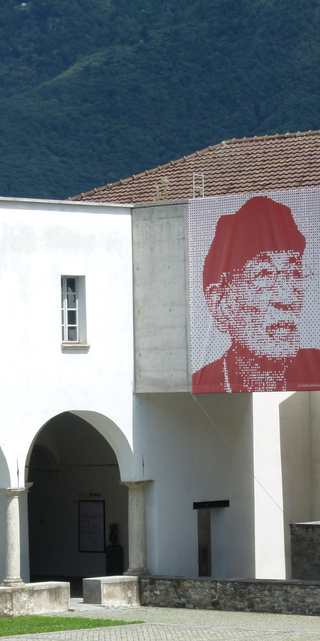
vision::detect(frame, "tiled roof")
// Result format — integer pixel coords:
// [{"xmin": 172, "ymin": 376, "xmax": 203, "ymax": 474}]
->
[{"xmin": 70, "ymin": 130, "xmax": 320, "ymax": 204}]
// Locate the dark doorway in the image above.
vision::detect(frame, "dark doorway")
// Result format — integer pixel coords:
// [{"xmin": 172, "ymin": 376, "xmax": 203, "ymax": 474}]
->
[
  {"xmin": 194, "ymin": 500, "xmax": 229, "ymax": 578},
  {"xmin": 27, "ymin": 412, "xmax": 128, "ymax": 594}
]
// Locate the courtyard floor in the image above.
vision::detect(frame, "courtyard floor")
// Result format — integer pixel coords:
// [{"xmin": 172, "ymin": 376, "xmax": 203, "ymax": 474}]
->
[
  {"xmin": 1, "ymin": 599, "xmax": 320, "ymax": 640},
  {"xmin": 1, "ymin": 598, "xmax": 320, "ymax": 641}
]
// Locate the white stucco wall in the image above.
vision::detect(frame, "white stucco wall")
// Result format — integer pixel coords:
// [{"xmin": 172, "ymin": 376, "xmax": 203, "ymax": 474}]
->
[
  {"xmin": 0, "ymin": 198, "xmax": 134, "ymax": 462},
  {"xmin": 0, "ymin": 197, "xmax": 135, "ymax": 582},
  {"xmin": 253, "ymin": 392, "xmax": 290, "ymax": 579},
  {"xmin": 253, "ymin": 391, "xmax": 314, "ymax": 580},
  {"xmin": 133, "ymin": 392, "xmax": 255, "ymax": 578}
]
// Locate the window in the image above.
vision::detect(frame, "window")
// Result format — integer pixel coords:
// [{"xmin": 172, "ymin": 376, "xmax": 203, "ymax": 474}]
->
[
  {"xmin": 61, "ymin": 277, "xmax": 78, "ymax": 342},
  {"xmin": 61, "ymin": 276, "xmax": 88, "ymax": 348}
]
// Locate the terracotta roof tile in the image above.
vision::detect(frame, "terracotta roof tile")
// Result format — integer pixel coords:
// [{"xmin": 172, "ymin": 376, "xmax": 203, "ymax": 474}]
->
[{"xmin": 70, "ymin": 130, "xmax": 320, "ymax": 204}]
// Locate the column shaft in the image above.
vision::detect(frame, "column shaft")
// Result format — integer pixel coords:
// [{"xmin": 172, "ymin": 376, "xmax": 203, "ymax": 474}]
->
[
  {"xmin": 1, "ymin": 489, "xmax": 25, "ymax": 587},
  {"xmin": 121, "ymin": 481, "xmax": 152, "ymax": 576}
]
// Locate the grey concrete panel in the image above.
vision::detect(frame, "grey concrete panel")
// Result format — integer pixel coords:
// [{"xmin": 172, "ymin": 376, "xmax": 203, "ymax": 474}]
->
[
  {"xmin": 132, "ymin": 202, "xmax": 191, "ymax": 393},
  {"xmin": 83, "ymin": 578, "xmax": 102, "ymax": 604}
]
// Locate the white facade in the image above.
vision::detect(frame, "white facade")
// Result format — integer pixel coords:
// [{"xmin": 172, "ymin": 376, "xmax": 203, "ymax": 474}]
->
[
  {"xmin": 0, "ymin": 198, "xmax": 134, "ymax": 583},
  {"xmin": 0, "ymin": 196, "xmax": 318, "ymax": 586}
]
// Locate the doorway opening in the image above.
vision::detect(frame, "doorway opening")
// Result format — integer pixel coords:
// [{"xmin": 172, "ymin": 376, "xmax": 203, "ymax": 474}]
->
[
  {"xmin": 26, "ymin": 412, "xmax": 128, "ymax": 595},
  {"xmin": 194, "ymin": 500, "xmax": 229, "ymax": 578}
]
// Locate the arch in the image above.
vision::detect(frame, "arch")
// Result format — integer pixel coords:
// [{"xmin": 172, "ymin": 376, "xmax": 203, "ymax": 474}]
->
[
  {"xmin": 26, "ymin": 410, "xmax": 132, "ymax": 587},
  {"xmin": 0, "ymin": 448, "xmax": 10, "ymax": 488},
  {"xmin": 70, "ymin": 411, "xmax": 134, "ymax": 481},
  {"xmin": 25, "ymin": 410, "xmax": 134, "ymax": 484}
]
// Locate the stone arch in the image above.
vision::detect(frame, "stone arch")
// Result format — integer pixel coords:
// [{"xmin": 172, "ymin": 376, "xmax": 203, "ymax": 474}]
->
[
  {"xmin": 26, "ymin": 410, "xmax": 133, "ymax": 588},
  {"xmin": 69, "ymin": 410, "xmax": 134, "ymax": 481},
  {"xmin": 25, "ymin": 410, "xmax": 134, "ymax": 484}
]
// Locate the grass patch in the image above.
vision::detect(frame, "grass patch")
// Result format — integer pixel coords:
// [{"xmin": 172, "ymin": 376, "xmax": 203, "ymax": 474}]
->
[{"xmin": 0, "ymin": 615, "xmax": 141, "ymax": 637}]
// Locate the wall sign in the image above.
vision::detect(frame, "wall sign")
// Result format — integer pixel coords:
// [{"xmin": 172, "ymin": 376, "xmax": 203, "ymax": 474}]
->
[{"xmin": 79, "ymin": 500, "xmax": 105, "ymax": 552}]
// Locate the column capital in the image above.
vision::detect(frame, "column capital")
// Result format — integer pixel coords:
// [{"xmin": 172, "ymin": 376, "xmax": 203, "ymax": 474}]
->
[
  {"xmin": 1, "ymin": 487, "xmax": 28, "ymax": 497},
  {"xmin": 120, "ymin": 480, "xmax": 153, "ymax": 490}
]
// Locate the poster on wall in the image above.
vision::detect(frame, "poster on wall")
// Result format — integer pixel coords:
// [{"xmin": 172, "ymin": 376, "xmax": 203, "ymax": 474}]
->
[
  {"xmin": 79, "ymin": 500, "xmax": 105, "ymax": 552},
  {"xmin": 189, "ymin": 189, "xmax": 320, "ymax": 393}
]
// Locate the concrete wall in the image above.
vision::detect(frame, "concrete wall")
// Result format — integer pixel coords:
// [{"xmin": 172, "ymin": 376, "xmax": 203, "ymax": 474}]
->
[
  {"xmin": 133, "ymin": 392, "xmax": 255, "ymax": 578},
  {"xmin": 134, "ymin": 389, "xmax": 310, "ymax": 580},
  {"xmin": 132, "ymin": 200, "xmax": 319, "ymax": 581},
  {"xmin": 278, "ymin": 391, "xmax": 320, "ymax": 578},
  {"xmin": 310, "ymin": 392, "xmax": 320, "ymax": 518},
  {"xmin": 279, "ymin": 392, "xmax": 312, "ymax": 578},
  {"xmin": 132, "ymin": 202, "xmax": 190, "ymax": 393}
]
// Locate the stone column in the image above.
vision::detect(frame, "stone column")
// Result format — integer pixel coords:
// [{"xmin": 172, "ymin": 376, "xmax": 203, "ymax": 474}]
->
[
  {"xmin": 121, "ymin": 481, "xmax": 152, "ymax": 576},
  {"xmin": 1, "ymin": 488, "xmax": 26, "ymax": 587}
]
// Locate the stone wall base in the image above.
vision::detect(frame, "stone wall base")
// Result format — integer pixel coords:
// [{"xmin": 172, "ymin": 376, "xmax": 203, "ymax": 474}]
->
[
  {"xmin": 0, "ymin": 582, "xmax": 70, "ymax": 618},
  {"xmin": 290, "ymin": 522, "xmax": 320, "ymax": 580},
  {"xmin": 140, "ymin": 576, "xmax": 320, "ymax": 616},
  {"xmin": 83, "ymin": 576, "xmax": 140, "ymax": 606}
]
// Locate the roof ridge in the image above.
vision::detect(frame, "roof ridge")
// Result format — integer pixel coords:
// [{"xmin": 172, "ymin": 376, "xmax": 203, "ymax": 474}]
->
[
  {"xmin": 222, "ymin": 129, "xmax": 320, "ymax": 145},
  {"xmin": 69, "ymin": 129, "xmax": 320, "ymax": 201}
]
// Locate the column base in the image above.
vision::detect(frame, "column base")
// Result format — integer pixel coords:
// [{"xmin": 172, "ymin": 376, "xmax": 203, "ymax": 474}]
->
[
  {"xmin": 124, "ymin": 567, "xmax": 150, "ymax": 577},
  {"xmin": 1, "ymin": 578, "xmax": 25, "ymax": 588}
]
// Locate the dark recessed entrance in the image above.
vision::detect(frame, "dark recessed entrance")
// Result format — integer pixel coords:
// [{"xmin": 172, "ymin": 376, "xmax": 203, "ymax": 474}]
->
[
  {"xmin": 27, "ymin": 412, "xmax": 128, "ymax": 595},
  {"xmin": 194, "ymin": 500, "xmax": 229, "ymax": 577}
]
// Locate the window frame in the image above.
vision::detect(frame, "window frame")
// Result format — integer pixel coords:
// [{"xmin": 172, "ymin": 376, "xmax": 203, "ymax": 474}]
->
[{"xmin": 61, "ymin": 275, "xmax": 89, "ymax": 350}]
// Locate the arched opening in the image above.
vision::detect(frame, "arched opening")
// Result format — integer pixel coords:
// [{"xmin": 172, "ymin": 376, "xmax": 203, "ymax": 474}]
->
[{"xmin": 26, "ymin": 412, "xmax": 129, "ymax": 595}]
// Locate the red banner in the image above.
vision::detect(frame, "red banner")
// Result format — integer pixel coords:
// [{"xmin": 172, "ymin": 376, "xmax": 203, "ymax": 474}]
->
[{"xmin": 189, "ymin": 190, "xmax": 320, "ymax": 393}]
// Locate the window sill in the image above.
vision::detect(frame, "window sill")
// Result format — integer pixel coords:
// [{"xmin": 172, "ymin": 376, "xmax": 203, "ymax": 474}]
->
[{"xmin": 61, "ymin": 342, "xmax": 90, "ymax": 351}]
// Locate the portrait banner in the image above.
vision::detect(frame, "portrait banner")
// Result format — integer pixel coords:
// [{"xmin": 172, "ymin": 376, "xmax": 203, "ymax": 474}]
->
[{"xmin": 189, "ymin": 189, "xmax": 320, "ymax": 393}]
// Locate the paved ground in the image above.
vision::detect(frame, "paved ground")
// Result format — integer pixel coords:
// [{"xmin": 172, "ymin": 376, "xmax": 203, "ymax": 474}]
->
[{"xmin": 1, "ymin": 599, "xmax": 320, "ymax": 640}]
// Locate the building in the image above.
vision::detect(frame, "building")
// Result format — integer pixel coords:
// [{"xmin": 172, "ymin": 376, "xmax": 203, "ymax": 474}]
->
[{"xmin": 1, "ymin": 131, "xmax": 320, "ymax": 589}]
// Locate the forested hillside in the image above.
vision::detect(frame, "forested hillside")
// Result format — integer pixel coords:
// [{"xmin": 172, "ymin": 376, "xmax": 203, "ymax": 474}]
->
[{"xmin": 1, "ymin": 0, "xmax": 320, "ymax": 199}]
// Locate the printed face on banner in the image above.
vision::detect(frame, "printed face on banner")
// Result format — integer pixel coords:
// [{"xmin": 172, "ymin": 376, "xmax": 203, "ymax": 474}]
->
[
  {"xmin": 206, "ymin": 250, "xmax": 306, "ymax": 359},
  {"xmin": 189, "ymin": 192, "xmax": 320, "ymax": 393}
]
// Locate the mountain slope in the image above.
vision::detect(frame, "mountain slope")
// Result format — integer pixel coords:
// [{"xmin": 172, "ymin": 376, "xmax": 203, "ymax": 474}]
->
[{"xmin": 1, "ymin": 0, "xmax": 320, "ymax": 199}]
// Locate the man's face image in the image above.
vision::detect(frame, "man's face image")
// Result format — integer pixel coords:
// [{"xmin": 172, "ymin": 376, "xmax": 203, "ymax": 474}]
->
[{"xmin": 213, "ymin": 250, "xmax": 307, "ymax": 359}]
